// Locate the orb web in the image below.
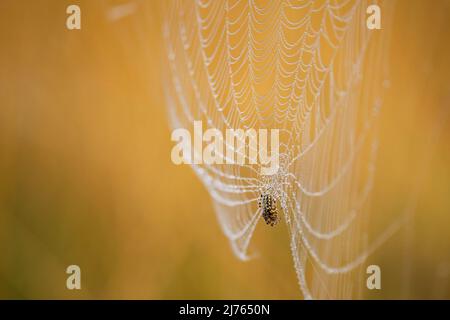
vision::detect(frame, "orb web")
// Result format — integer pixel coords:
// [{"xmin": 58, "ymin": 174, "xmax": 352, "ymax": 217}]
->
[{"xmin": 163, "ymin": 0, "xmax": 395, "ymax": 299}]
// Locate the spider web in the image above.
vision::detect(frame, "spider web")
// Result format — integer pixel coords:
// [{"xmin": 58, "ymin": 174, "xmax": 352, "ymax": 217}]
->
[{"xmin": 163, "ymin": 0, "xmax": 396, "ymax": 299}]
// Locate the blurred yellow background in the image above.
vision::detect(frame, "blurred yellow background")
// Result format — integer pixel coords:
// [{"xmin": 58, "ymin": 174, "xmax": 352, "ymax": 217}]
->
[{"xmin": 0, "ymin": 0, "xmax": 449, "ymax": 299}]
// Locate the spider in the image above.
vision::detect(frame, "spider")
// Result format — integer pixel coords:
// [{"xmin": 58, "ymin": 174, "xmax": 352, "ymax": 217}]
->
[{"xmin": 258, "ymin": 193, "xmax": 279, "ymax": 226}]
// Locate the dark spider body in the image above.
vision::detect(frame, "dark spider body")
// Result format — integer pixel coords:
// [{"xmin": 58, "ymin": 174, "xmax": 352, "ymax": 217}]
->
[{"xmin": 258, "ymin": 193, "xmax": 279, "ymax": 226}]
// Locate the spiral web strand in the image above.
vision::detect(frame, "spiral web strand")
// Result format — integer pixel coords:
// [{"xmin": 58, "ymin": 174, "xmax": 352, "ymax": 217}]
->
[{"xmin": 163, "ymin": 0, "xmax": 395, "ymax": 299}]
